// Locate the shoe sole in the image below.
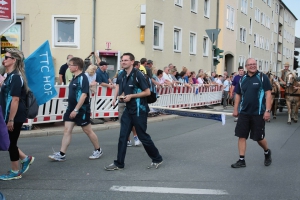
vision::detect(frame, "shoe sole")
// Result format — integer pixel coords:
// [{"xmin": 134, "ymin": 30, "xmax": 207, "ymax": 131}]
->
[
  {"xmin": 0, "ymin": 175, "xmax": 22, "ymax": 181},
  {"xmin": 48, "ymin": 156, "xmax": 66, "ymax": 162},
  {"xmin": 89, "ymin": 153, "xmax": 103, "ymax": 160},
  {"xmin": 22, "ymin": 157, "xmax": 35, "ymax": 174},
  {"xmin": 231, "ymin": 165, "xmax": 246, "ymax": 168}
]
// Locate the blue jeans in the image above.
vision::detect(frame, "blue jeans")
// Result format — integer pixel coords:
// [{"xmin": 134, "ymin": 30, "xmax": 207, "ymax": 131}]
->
[{"xmin": 114, "ymin": 108, "xmax": 163, "ymax": 168}]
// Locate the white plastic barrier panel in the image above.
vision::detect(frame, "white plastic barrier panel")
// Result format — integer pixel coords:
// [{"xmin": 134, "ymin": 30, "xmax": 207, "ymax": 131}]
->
[
  {"xmin": 92, "ymin": 87, "xmax": 119, "ymax": 118},
  {"xmin": 23, "ymin": 84, "xmax": 223, "ymax": 127}
]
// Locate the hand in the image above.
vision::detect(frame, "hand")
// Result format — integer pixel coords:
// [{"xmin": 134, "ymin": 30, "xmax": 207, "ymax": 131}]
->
[
  {"xmin": 123, "ymin": 94, "xmax": 132, "ymax": 102},
  {"xmin": 232, "ymin": 110, "xmax": 239, "ymax": 118},
  {"xmin": 69, "ymin": 111, "xmax": 78, "ymax": 119},
  {"xmin": 7, "ymin": 121, "xmax": 14, "ymax": 132},
  {"xmin": 112, "ymin": 99, "xmax": 116, "ymax": 106},
  {"xmin": 229, "ymin": 93, "xmax": 233, "ymax": 98},
  {"xmin": 263, "ymin": 111, "xmax": 271, "ymax": 121}
]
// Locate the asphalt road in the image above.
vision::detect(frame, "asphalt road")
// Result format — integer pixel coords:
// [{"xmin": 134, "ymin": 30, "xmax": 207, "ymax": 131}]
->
[{"xmin": 0, "ymin": 108, "xmax": 300, "ymax": 200}]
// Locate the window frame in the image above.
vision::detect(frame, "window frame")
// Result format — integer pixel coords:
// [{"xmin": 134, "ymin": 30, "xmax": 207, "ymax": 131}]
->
[
  {"xmin": 153, "ymin": 20, "xmax": 164, "ymax": 50},
  {"xmin": 226, "ymin": 5, "xmax": 235, "ymax": 30},
  {"xmin": 52, "ymin": 15, "xmax": 80, "ymax": 48},
  {"xmin": 203, "ymin": 36, "xmax": 209, "ymax": 57},
  {"xmin": 239, "ymin": 27, "xmax": 247, "ymax": 43},
  {"xmin": 191, "ymin": 0, "xmax": 198, "ymax": 13},
  {"xmin": 189, "ymin": 31, "xmax": 197, "ymax": 55},
  {"xmin": 173, "ymin": 26, "xmax": 182, "ymax": 53},
  {"xmin": 175, "ymin": 0, "xmax": 183, "ymax": 7},
  {"xmin": 204, "ymin": 0, "xmax": 210, "ymax": 18}
]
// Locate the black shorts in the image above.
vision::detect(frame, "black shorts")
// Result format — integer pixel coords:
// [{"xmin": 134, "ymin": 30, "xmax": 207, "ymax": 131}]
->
[
  {"xmin": 235, "ymin": 114, "xmax": 265, "ymax": 141},
  {"xmin": 63, "ymin": 108, "xmax": 91, "ymax": 126}
]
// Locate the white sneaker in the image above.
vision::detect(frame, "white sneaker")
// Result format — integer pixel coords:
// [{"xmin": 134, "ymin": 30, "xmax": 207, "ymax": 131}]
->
[
  {"xmin": 48, "ymin": 152, "xmax": 66, "ymax": 162},
  {"xmin": 89, "ymin": 149, "xmax": 103, "ymax": 160},
  {"xmin": 134, "ymin": 136, "xmax": 141, "ymax": 146},
  {"xmin": 127, "ymin": 140, "xmax": 132, "ymax": 147}
]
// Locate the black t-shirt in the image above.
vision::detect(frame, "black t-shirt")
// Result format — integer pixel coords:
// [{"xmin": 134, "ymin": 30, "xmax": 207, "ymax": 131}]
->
[
  {"xmin": 59, "ymin": 63, "xmax": 69, "ymax": 85},
  {"xmin": 0, "ymin": 70, "xmax": 27, "ymax": 122},
  {"xmin": 67, "ymin": 73, "xmax": 90, "ymax": 112},
  {"xmin": 236, "ymin": 71, "xmax": 272, "ymax": 115},
  {"xmin": 117, "ymin": 68, "xmax": 149, "ymax": 115}
]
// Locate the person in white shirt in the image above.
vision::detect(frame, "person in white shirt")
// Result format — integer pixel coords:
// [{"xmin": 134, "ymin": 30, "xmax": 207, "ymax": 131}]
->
[
  {"xmin": 215, "ymin": 75, "xmax": 223, "ymax": 85},
  {"xmin": 162, "ymin": 66, "xmax": 173, "ymax": 84},
  {"xmin": 223, "ymin": 76, "xmax": 231, "ymax": 109},
  {"xmin": 85, "ymin": 64, "xmax": 97, "ymax": 93}
]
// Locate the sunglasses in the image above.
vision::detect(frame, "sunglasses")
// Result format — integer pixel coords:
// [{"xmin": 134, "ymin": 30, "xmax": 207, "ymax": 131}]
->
[{"xmin": 4, "ymin": 56, "xmax": 14, "ymax": 60}]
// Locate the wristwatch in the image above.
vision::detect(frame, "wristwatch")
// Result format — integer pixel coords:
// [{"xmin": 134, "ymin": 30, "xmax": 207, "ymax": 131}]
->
[
  {"xmin": 73, "ymin": 109, "xmax": 79, "ymax": 113},
  {"xmin": 266, "ymin": 110, "xmax": 271, "ymax": 113}
]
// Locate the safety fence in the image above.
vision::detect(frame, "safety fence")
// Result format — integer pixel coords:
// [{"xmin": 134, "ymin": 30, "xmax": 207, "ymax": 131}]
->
[{"xmin": 23, "ymin": 85, "xmax": 222, "ymax": 127}]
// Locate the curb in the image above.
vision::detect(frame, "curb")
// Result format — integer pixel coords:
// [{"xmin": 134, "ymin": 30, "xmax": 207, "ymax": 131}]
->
[{"xmin": 20, "ymin": 115, "xmax": 182, "ymax": 138}]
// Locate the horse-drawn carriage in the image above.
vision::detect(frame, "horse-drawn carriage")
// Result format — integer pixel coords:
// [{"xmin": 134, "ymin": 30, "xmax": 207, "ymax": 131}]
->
[{"xmin": 267, "ymin": 72, "xmax": 300, "ymax": 124}]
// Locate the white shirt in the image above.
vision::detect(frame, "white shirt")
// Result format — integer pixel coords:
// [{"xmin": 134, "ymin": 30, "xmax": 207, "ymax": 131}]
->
[
  {"xmin": 197, "ymin": 77, "xmax": 204, "ymax": 84},
  {"xmin": 163, "ymin": 72, "xmax": 173, "ymax": 82},
  {"xmin": 223, "ymin": 80, "xmax": 230, "ymax": 91},
  {"xmin": 215, "ymin": 78, "xmax": 222, "ymax": 85},
  {"xmin": 85, "ymin": 72, "xmax": 96, "ymax": 84}
]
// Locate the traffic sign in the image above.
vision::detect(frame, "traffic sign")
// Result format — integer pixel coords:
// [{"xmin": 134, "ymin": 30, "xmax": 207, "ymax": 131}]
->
[
  {"xmin": 0, "ymin": 0, "xmax": 16, "ymax": 35},
  {"xmin": 205, "ymin": 29, "xmax": 220, "ymax": 44}
]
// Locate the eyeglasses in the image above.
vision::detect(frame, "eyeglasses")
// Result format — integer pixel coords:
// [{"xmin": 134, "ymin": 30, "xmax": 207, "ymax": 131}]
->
[
  {"xmin": 68, "ymin": 64, "xmax": 77, "ymax": 67},
  {"xmin": 4, "ymin": 56, "xmax": 13, "ymax": 60},
  {"xmin": 121, "ymin": 60, "xmax": 130, "ymax": 62},
  {"xmin": 246, "ymin": 63, "xmax": 256, "ymax": 66}
]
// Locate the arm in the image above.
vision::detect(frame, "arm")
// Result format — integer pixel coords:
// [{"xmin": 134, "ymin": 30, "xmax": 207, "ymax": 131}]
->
[
  {"xmin": 233, "ymin": 93, "xmax": 241, "ymax": 117},
  {"xmin": 94, "ymin": 50, "xmax": 101, "ymax": 65},
  {"xmin": 100, "ymin": 82, "xmax": 115, "ymax": 89},
  {"xmin": 69, "ymin": 93, "xmax": 88, "ymax": 119},
  {"xmin": 59, "ymin": 74, "xmax": 63, "ymax": 85},
  {"xmin": 112, "ymin": 84, "xmax": 119, "ymax": 106},
  {"xmin": 7, "ymin": 96, "xmax": 19, "ymax": 131},
  {"xmin": 263, "ymin": 90, "xmax": 272, "ymax": 121},
  {"xmin": 124, "ymin": 88, "xmax": 150, "ymax": 102}
]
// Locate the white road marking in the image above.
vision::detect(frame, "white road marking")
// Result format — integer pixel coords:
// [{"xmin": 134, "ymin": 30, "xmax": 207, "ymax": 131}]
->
[{"xmin": 110, "ymin": 186, "xmax": 228, "ymax": 195}]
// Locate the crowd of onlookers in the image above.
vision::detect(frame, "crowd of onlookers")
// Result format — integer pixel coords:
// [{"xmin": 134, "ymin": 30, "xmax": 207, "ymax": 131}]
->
[{"xmin": 56, "ymin": 53, "xmax": 247, "ymax": 111}]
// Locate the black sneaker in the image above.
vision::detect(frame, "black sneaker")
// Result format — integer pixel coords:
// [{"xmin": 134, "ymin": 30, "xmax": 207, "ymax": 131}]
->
[
  {"xmin": 264, "ymin": 149, "xmax": 272, "ymax": 166},
  {"xmin": 231, "ymin": 160, "xmax": 246, "ymax": 168}
]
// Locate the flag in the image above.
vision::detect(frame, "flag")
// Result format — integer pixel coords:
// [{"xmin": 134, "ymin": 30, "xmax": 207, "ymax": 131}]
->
[{"xmin": 24, "ymin": 41, "xmax": 57, "ymax": 105}]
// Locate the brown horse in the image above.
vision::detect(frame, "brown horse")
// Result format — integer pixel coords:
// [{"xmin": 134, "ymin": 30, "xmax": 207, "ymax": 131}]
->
[
  {"xmin": 266, "ymin": 72, "xmax": 280, "ymax": 120},
  {"xmin": 285, "ymin": 72, "xmax": 300, "ymax": 124}
]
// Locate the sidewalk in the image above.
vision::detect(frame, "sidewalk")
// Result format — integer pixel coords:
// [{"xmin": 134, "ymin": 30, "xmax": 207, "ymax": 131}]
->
[
  {"xmin": 20, "ymin": 104, "xmax": 231, "ymax": 138},
  {"xmin": 20, "ymin": 114, "xmax": 183, "ymax": 138}
]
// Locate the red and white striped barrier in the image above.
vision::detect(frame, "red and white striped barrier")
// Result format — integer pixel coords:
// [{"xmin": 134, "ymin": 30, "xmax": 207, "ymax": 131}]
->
[{"xmin": 23, "ymin": 84, "xmax": 223, "ymax": 128}]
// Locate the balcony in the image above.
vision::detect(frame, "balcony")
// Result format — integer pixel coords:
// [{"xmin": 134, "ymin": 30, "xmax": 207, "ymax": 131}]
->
[
  {"xmin": 277, "ymin": 53, "xmax": 282, "ymax": 61},
  {"xmin": 279, "ymin": 16, "xmax": 283, "ymax": 25},
  {"xmin": 278, "ymin": 35, "xmax": 282, "ymax": 43}
]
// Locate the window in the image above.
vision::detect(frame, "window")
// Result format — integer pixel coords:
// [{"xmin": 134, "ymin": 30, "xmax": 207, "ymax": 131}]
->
[
  {"xmin": 241, "ymin": 0, "xmax": 248, "ymax": 14},
  {"xmin": 175, "ymin": 0, "xmax": 183, "ymax": 7},
  {"xmin": 191, "ymin": 0, "xmax": 198, "ymax": 13},
  {"xmin": 226, "ymin": 5, "xmax": 234, "ymax": 30},
  {"xmin": 275, "ymin": 3, "xmax": 279, "ymax": 14},
  {"xmin": 53, "ymin": 15, "xmax": 80, "ymax": 48},
  {"xmin": 240, "ymin": 27, "xmax": 246, "ymax": 43},
  {"xmin": 203, "ymin": 36, "xmax": 209, "ymax": 56},
  {"xmin": 249, "ymin": 18, "xmax": 252, "ymax": 34},
  {"xmin": 189, "ymin": 32, "xmax": 197, "ymax": 54},
  {"xmin": 250, "ymin": 0, "xmax": 253, "ymax": 8},
  {"xmin": 173, "ymin": 27, "xmax": 182, "ymax": 52},
  {"xmin": 239, "ymin": 56, "xmax": 246, "ymax": 67},
  {"xmin": 267, "ymin": 0, "xmax": 272, "ymax": 7},
  {"xmin": 204, "ymin": 0, "xmax": 210, "ymax": 18},
  {"xmin": 153, "ymin": 21, "xmax": 164, "ymax": 50}
]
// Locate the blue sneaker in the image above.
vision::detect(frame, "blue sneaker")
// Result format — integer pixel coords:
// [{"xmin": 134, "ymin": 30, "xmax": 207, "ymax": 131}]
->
[
  {"xmin": 20, "ymin": 156, "xmax": 35, "ymax": 174},
  {"xmin": 0, "ymin": 170, "xmax": 22, "ymax": 181}
]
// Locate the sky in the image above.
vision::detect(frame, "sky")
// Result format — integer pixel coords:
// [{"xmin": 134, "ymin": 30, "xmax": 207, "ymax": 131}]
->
[{"xmin": 282, "ymin": 0, "xmax": 300, "ymax": 38}]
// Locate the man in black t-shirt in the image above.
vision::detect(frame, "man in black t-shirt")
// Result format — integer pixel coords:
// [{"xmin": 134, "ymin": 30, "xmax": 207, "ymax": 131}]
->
[
  {"xmin": 59, "ymin": 55, "xmax": 73, "ymax": 85},
  {"xmin": 49, "ymin": 57, "xmax": 103, "ymax": 162},
  {"xmin": 105, "ymin": 53, "xmax": 163, "ymax": 171}
]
